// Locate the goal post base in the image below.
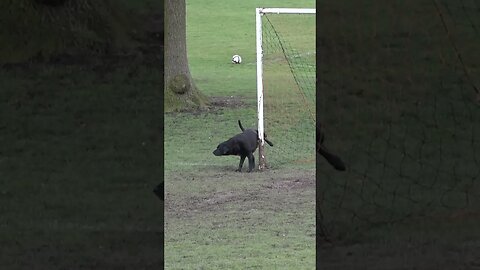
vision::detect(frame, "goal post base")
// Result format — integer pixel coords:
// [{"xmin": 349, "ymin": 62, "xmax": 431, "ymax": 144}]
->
[{"xmin": 258, "ymin": 143, "xmax": 267, "ymax": 171}]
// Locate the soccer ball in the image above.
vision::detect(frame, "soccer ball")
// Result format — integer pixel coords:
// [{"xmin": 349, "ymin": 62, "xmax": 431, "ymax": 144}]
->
[{"xmin": 231, "ymin": 55, "xmax": 242, "ymax": 64}]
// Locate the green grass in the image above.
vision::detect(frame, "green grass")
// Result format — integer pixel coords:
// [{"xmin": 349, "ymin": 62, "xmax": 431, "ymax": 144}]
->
[
  {"xmin": 165, "ymin": 0, "xmax": 316, "ymax": 268},
  {"xmin": 185, "ymin": 0, "xmax": 315, "ymax": 97},
  {"xmin": 165, "ymin": 168, "xmax": 315, "ymax": 269}
]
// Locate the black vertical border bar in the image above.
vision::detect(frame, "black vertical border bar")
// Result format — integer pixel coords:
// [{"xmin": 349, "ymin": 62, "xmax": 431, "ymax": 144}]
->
[
  {"xmin": 150, "ymin": 0, "xmax": 165, "ymax": 267},
  {"xmin": 315, "ymin": 1, "xmax": 321, "ymax": 268},
  {"xmin": 159, "ymin": 0, "xmax": 165, "ymax": 268}
]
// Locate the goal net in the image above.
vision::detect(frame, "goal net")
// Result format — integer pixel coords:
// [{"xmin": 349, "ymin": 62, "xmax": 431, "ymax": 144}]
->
[{"xmin": 256, "ymin": 8, "xmax": 316, "ymax": 170}]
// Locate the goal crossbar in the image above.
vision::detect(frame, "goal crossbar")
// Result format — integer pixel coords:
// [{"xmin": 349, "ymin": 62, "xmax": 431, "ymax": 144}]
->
[
  {"xmin": 255, "ymin": 7, "xmax": 316, "ymax": 170},
  {"xmin": 258, "ymin": 8, "xmax": 316, "ymax": 15}
]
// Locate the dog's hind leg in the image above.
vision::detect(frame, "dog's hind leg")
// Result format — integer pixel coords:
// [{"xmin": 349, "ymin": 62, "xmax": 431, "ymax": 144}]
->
[
  {"xmin": 236, "ymin": 155, "xmax": 246, "ymax": 172},
  {"xmin": 247, "ymin": 153, "xmax": 255, "ymax": 172}
]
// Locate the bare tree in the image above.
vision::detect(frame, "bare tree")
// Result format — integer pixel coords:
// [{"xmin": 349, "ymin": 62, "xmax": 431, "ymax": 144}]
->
[{"xmin": 165, "ymin": 0, "xmax": 208, "ymax": 110}]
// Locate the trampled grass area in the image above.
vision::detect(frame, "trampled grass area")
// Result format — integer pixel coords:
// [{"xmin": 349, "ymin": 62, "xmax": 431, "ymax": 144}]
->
[
  {"xmin": 165, "ymin": 168, "xmax": 315, "ymax": 269},
  {"xmin": 165, "ymin": 0, "xmax": 316, "ymax": 268}
]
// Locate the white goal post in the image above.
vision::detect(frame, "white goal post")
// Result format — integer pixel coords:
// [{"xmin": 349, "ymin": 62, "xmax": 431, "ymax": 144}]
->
[{"xmin": 255, "ymin": 7, "xmax": 316, "ymax": 170}]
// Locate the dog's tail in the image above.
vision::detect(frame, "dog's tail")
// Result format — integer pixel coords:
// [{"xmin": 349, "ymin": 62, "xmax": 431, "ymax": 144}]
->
[
  {"xmin": 238, "ymin": 120, "xmax": 245, "ymax": 131},
  {"xmin": 239, "ymin": 119, "xmax": 273, "ymax": 146}
]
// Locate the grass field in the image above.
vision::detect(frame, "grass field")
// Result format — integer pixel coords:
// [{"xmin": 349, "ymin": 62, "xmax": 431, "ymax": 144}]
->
[
  {"xmin": 0, "ymin": 2, "xmax": 163, "ymax": 269},
  {"xmin": 165, "ymin": 0, "xmax": 316, "ymax": 268}
]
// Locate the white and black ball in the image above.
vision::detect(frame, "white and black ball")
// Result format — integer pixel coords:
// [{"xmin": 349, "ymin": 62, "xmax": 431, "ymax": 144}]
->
[{"xmin": 231, "ymin": 55, "xmax": 242, "ymax": 64}]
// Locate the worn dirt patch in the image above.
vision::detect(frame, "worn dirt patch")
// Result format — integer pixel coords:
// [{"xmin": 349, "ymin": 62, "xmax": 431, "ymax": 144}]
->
[
  {"xmin": 209, "ymin": 96, "xmax": 249, "ymax": 109},
  {"xmin": 202, "ymin": 191, "xmax": 244, "ymax": 206},
  {"xmin": 167, "ymin": 189, "xmax": 261, "ymax": 214},
  {"xmin": 194, "ymin": 177, "xmax": 314, "ymax": 207},
  {"xmin": 166, "ymin": 96, "xmax": 251, "ymax": 115},
  {"xmin": 262, "ymin": 177, "xmax": 315, "ymax": 190},
  {"xmin": 165, "ymin": 175, "xmax": 314, "ymax": 219}
]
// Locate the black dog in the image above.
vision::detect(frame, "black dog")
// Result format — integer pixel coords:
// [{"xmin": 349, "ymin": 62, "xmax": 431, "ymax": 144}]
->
[
  {"xmin": 213, "ymin": 120, "xmax": 273, "ymax": 172},
  {"xmin": 238, "ymin": 120, "xmax": 274, "ymax": 147}
]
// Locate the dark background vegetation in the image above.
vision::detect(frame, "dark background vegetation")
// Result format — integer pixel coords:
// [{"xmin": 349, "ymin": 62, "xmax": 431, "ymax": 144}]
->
[
  {"xmin": 317, "ymin": 0, "xmax": 480, "ymax": 269},
  {"xmin": 0, "ymin": 0, "xmax": 163, "ymax": 269}
]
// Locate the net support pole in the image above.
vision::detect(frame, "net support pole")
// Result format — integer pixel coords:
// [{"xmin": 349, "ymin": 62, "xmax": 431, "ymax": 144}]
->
[
  {"xmin": 256, "ymin": 7, "xmax": 316, "ymax": 171},
  {"xmin": 256, "ymin": 8, "xmax": 267, "ymax": 171}
]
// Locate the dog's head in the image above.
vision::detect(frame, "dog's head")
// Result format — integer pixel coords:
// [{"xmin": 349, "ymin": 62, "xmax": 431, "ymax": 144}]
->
[{"xmin": 213, "ymin": 142, "xmax": 229, "ymax": 156}]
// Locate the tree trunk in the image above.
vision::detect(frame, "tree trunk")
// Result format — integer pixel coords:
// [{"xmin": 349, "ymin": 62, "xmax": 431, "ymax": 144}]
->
[{"xmin": 165, "ymin": 0, "xmax": 208, "ymax": 111}]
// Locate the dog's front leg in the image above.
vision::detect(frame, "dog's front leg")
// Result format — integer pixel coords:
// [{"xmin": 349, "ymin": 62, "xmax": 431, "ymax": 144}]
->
[
  {"xmin": 247, "ymin": 153, "xmax": 255, "ymax": 172},
  {"xmin": 236, "ymin": 155, "xmax": 246, "ymax": 172}
]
